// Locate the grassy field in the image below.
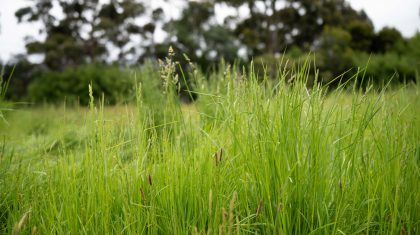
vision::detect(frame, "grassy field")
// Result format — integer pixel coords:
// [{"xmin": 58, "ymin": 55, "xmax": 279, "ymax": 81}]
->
[{"xmin": 1, "ymin": 63, "xmax": 419, "ymax": 234}]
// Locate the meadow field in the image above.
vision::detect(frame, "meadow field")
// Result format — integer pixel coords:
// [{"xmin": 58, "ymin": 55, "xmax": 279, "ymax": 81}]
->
[{"xmin": 1, "ymin": 63, "xmax": 419, "ymax": 234}]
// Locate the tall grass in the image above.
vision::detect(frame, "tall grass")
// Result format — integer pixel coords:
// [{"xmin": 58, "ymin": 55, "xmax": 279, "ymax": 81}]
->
[{"xmin": 0, "ymin": 59, "xmax": 419, "ymax": 234}]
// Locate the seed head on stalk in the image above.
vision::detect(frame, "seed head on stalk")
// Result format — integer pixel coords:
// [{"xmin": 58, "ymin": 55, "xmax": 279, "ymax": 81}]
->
[{"xmin": 158, "ymin": 46, "xmax": 179, "ymax": 94}]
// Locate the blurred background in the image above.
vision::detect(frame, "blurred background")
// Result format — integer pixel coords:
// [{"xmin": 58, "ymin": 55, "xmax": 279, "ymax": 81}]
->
[{"xmin": 0, "ymin": 0, "xmax": 419, "ymax": 104}]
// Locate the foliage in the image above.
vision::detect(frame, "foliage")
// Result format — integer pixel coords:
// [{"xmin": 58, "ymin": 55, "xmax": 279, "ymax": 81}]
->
[
  {"xmin": 220, "ymin": 0, "xmax": 372, "ymax": 57},
  {"xmin": 405, "ymin": 33, "xmax": 420, "ymax": 60},
  {"xmin": 0, "ymin": 66, "xmax": 14, "ymax": 117},
  {"xmin": 347, "ymin": 20, "xmax": 374, "ymax": 52},
  {"xmin": 1, "ymin": 57, "xmax": 44, "ymax": 101},
  {"xmin": 14, "ymin": 0, "xmax": 378, "ymax": 69},
  {"xmin": 156, "ymin": 1, "xmax": 241, "ymax": 69},
  {"xmin": 316, "ymin": 26, "xmax": 355, "ymax": 83},
  {"xmin": 28, "ymin": 64, "xmax": 134, "ymax": 105},
  {"xmin": 372, "ymin": 27, "xmax": 404, "ymax": 53},
  {"xmin": 353, "ymin": 52, "xmax": 417, "ymax": 85},
  {"xmin": 15, "ymin": 0, "xmax": 145, "ymax": 69}
]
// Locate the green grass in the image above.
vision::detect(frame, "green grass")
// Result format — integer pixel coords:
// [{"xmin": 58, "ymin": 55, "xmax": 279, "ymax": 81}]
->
[{"xmin": 0, "ymin": 62, "xmax": 419, "ymax": 234}]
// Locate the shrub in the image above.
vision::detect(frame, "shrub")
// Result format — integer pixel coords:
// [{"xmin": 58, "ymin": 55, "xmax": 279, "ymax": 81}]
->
[
  {"xmin": 28, "ymin": 64, "xmax": 134, "ymax": 105},
  {"xmin": 1, "ymin": 58, "xmax": 44, "ymax": 101},
  {"xmin": 353, "ymin": 52, "xmax": 417, "ymax": 86},
  {"xmin": 0, "ymin": 66, "xmax": 14, "ymax": 122}
]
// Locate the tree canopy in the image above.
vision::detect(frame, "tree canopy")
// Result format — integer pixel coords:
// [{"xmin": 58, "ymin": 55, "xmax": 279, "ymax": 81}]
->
[
  {"xmin": 14, "ymin": 0, "xmax": 401, "ymax": 69},
  {"xmin": 15, "ymin": 0, "xmax": 146, "ymax": 69}
]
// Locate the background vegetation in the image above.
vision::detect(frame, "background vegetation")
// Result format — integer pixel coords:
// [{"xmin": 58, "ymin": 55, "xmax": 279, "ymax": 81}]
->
[{"xmin": 1, "ymin": 0, "xmax": 419, "ymax": 103}]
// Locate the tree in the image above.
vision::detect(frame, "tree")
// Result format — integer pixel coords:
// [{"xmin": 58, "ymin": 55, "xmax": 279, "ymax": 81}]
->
[
  {"xmin": 160, "ymin": 2, "xmax": 213, "ymax": 63},
  {"xmin": 139, "ymin": 7, "xmax": 165, "ymax": 60},
  {"xmin": 347, "ymin": 20, "xmax": 374, "ymax": 52},
  {"xmin": 160, "ymin": 1, "xmax": 239, "ymax": 68},
  {"xmin": 316, "ymin": 26, "xmax": 354, "ymax": 82},
  {"xmin": 15, "ymin": 0, "xmax": 145, "ymax": 70},
  {"xmin": 371, "ymin": 27, "xmax": 403, "ymax": 53},
  {"xmin": 282, "ymin": 0, "xmax": 373, "ymax": 49},
  {"xmin": 1, "ymin": 56, "xmax": 45, "ymax": 101},
  {"xmin": 96, "ymin": 0, "xmax": 145, "ymax": 62},
  {"xmin": 225, "ymin": 0, "xmax": 287, "ymax": 56},
  {"xmin": 216, "ymin": 0, "xmax": 374, "ymax": 57}
]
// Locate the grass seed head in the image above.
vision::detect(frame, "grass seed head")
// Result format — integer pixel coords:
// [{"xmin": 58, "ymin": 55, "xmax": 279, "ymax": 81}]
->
[
  {"xmin": 277, "ymin": 203, "xmax": 283, "ymax": 213},
  {"xmin": 12, "ymin": 209, "xmax": 31, "ymax": 235},
  {"xmin": 236, "ymin": 216, "xmax": 240, "ymax": 235},
  {"xmin": 148, "ymin": 174, "xmax": 152, "ymax": 186},
  {"xmin": 158, "ymin": 46, "xmax": 179, "ymax": 94},
  {"xmin": 214, "ymin": 148, "xmax": 224, "ymax": 166},
  {"xmin": 208, "ymin": 190, "xmax": 213, "ymax": 216},
  {"xmin": 256, "ymin": 201, "xmax": 263, "ymax": 217},
  {"xmin": 228, "ymin": 192, "xmax": 238, "ymax": 235},
  {"xmin": 221, "ymin": 207, "xmax": 227, "ymax": 230},
  {"xmin": 140, "ymin": 188, "xmax": 145, "ymax": 201}
]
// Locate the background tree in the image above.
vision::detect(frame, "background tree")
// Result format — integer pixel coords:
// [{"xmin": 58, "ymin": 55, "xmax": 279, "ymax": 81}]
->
[
  {"xmin": 97, "ymin": 0, "xmax": 145, "ymax": 62},
  {"xmin": 347, "ymin": 20, "xmax": 374, "ymax": 52},
  {"xmin": 371, "ymin": 27, "xmax": 404, "ymax": 53},
  {"xmin": 160, "ymin": 2, "xmax": 213, "ymax": 65},
  {"xmin": 1, "ymin": 55, "xmax": 44, "ymax": 100},
  {"xmin": 215, "ymin": 0, "xmax": 374, "ymax": 57},
  {"xmin": 222, "ymin": 0, "xmax": 287, "ymax": 56},
  {"xmin": 15, "ymin": 0, "xmax": 145, "ymax": 70},
  {"xmin": 317, "ymin": 26, "xmax": 354, "ymax": 82},
  {"xmin": 159, "ymin": 1, "xmax": 239, "ymax": 69},
  {"xmin": 139, "ymin": 7, "xmax": 165, "ymax": 60}
]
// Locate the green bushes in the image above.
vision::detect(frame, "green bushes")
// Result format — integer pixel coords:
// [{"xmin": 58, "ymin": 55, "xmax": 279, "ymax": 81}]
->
[
  {"xmin": 353, "ymin": 52, "xmax": 417, "ymax": 85},
  {"xmin": 252, "ymin": 33, "xmax": 420, "ymax": 87},
  {"xmin": 28, "ymin": 64, "xmax": 134, "ymax": 105},
  {"xmin": 0, "ymin": 66, "xmax": 14, "ymax": 122}
]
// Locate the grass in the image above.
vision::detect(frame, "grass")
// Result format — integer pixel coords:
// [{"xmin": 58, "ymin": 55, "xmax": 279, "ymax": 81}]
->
[{"xmin": 0, "ymin": 60, "xmax": 419, "ymax": 234}]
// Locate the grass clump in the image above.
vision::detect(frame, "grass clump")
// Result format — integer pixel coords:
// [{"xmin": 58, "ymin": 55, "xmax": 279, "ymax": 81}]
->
[{"xmin": 0, "ymin": 60, "xmax": 419, "ymax": 234}]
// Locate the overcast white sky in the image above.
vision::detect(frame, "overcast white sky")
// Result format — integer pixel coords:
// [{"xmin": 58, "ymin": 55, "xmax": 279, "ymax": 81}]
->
[{"xmin": 0, "ymin": 0, "xmax": 419, "ymax": 62}]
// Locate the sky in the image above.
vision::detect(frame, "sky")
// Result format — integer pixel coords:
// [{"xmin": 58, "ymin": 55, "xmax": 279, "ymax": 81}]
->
[{"xmin": 0, "ymin": 0, "xmax": 419, "ymax": 62}]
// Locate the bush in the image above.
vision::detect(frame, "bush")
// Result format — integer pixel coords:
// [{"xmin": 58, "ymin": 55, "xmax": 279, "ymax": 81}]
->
[
  {"xmin": 1, "ymin": 66, "xmax": 14, "ymax": 121},
  {"xmin": 353, "ymin": 52, "xmax": 417, "ymax": 86},
  {"xmin": 1, "ymin": 58, "xmax": 44, "ymax": 101},
  {"xmin": 28, "ymin": 64, "xmax": 134, "ymax": 105}
]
